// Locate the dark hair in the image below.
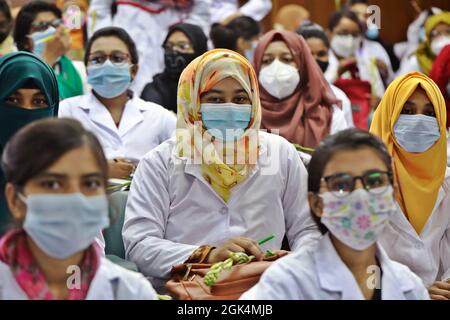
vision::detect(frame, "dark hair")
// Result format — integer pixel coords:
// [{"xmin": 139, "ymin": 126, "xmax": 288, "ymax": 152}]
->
[
  {"xmin": 1, "ymin": 118, "xmax": 109, "ymax": 189},
  {"xmin": 298, "ymin": 28, "xmax": 330, "ymax": 49},
  {"xmin": 14, "ymin": 1, "xmax": 62, "ymax": 51},
  {"xmin": 307, "ymin": 128, "xmax": 392, "ymax": 234},
  {"xmin": 328, "ymin": 9, "xmax": 362, "ymax": 32},
  {"xmin": 84, "ymin": 26, "xmax": 139, "ymax": 66},
  {"xmin": 210, "ymin": 16, "xmax": 260, "ymax": 51},
  {"xmin": 0, "ymin": 0, "xmax": 12, "ymax": 21}
]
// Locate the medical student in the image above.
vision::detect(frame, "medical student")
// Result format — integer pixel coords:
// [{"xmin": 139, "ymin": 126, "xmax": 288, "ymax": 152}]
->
[
  {"xmin": 14, "ymin": 1, "xmax": 86, "ymax": 100},
  {"xmin": 397, "ymin": 12, "xmax": 450, "ymax": 77},
  {"xmin": 298, "ymin": 25, "xmax": 355, "ymax": 128},
  {"xmin": 0, "ymin": 118, "xmax": 157, "ymax": 300},
  {"xmin": 141, "ymin": 23, "xmax": 208, "ymax": 113},
  {"xmin": 0, "ymin": 51, "xmax": 59, "ymax": 236},
  {"xmin": 370, "ymin": 72, "xmax": 450, "ymax": 300},
  {"xmin": 325, "ymin": 10, "xmax": 393, "ymax": 104},
  {"xmin": 87, "ymin": 0, "xmax": 212, "ymax": 96},
  {"xmin": 59, "ymin": 27, "xmax": 176, "ymax": 179},
  {"xmin": 253, "ymin": 30, "xmax": 349, "ymax": 149},
  {"xmin": 123, "ymin": 49, "xmax": 321, "ymax": 291},
  {"xmin": 348, "ymin": 0, "xmax": 400, "ymax": 72},
  {"xmin": 241, "ymin": 129, "xmax": 429, "ymax": 300}
]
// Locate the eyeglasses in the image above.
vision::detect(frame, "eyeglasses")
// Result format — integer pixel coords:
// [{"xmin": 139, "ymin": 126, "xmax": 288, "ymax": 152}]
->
[
  {"xmin": 88, "ymin": 51, "xmax": 130, "ymax": 66},
  {"xmin": 429, "ymin": 28, "xmax": 450, "ymax": 40},
  {"xmin": 163, "ymin": 41, "xmax": 193, "ymax": 52},
  {"xmin": 31, "ymin": 19, "xmax": 63, "ymax": 32},
  {"xmin": 321, "ymin": 170, "xmax": 393, "ymax": 198}
]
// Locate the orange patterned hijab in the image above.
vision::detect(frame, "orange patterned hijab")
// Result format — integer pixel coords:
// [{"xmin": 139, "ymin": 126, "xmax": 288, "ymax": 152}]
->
[{"xmin": 176, "ymin": 49, "xmax": 262, "ymax": 202}]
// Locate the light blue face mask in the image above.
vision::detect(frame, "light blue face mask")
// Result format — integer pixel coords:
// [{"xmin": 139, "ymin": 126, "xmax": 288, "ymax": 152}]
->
[
  {"xmin": 21, "ymin": 193, "xmax": 110, "ymax": 259},
  {"xmin": 393, "ymin": 114, "xmax": 440, "ymax": 153},
  {"xmin": 87, "ymin": 60, "xmax": 131, "ymax": 99},
  {"xmin": 30, "ymin": 26, "xmax": 57, "ymax": 58},
  {"xmin": 201, "ymin": 103, "xmax": 252, "ymax": 142},
  {"xmin": 366, "ymin": 26, "xmax": 379, "ymax": 40}
]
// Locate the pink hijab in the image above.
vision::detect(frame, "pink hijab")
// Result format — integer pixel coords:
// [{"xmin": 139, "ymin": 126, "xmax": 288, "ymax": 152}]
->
[{"xmin": 254, "ymin": 30, "xmax": 339, "ymax": 148}]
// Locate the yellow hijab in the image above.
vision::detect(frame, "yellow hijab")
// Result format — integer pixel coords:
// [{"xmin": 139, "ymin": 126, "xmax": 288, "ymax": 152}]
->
[
  {"xmin": 416, "ymin": 12, "xmax": 450, "ymax": 75},
  {"xmin": 176, "ymin": 49, "xmax": 262, "ymax": 202},
  {"xmin": 370, "ymin": 72, "xmax": 447, "ymax": 234}
]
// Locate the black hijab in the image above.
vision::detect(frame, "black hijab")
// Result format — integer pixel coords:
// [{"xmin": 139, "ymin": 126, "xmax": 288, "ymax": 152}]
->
[{"xmin": 141, "ymin": 23, "xmax": 207, "ymax": 113}]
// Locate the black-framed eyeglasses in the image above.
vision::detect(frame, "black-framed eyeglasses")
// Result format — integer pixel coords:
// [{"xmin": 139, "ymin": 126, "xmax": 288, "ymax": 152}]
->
[
  {"xmin": 31, "ymin": 19, "xmax": 63, "ymax": 32},
  {"xmin": 88, "ymin": 51, "xmax": 130, "ymax": 66},
  {"xmin": 321, "ymin": 170, "xmax": 393, "ymax": 198}
]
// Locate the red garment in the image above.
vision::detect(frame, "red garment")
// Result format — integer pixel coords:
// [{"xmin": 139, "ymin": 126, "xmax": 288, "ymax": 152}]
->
[
  {"xmin": 0, "ymin": 229, "xmax": 100, "ymax": 300},
  {"xmin": 253, "ymin": 30, "xmax": 339, "ymax": 149},
  {"xmin": 429, "ymin": 44, "xmax": 450, "ymax": 128}
]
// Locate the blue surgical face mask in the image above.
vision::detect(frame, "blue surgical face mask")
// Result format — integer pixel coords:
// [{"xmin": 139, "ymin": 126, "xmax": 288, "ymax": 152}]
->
[
  {"xmin": 87, "ymin": 60, "xmax": 131, "ymax": 99},
  {"xmin": 21, "ymin": 193, "xmax": 110, "ymax": 259},
  {"xmin": 30, "ymin": 26, "xmax": 56, "ymax": 58},
  {"xmin": 366, "ymin": 26, "xmax": 379, "ymax": 40},
  {"xmin": 201, "ymin": 103, "xmax": 252, "ymax": 142},
  {"xmin": 393, "ymin": 114, "xmax": 440, "ymax": 153}
]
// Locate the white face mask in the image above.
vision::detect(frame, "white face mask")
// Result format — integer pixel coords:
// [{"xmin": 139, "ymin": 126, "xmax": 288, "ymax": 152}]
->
[
  {"xmin": 331, "ymin": 34, "xmax": 362, "ymax": 58},
  {"xmin": 259, "ymin": 59, "xmax": 300, "ymax": 100},
  {"xmin": 430, "ymin": 35, "xmax": 450, "ymax": 56}
]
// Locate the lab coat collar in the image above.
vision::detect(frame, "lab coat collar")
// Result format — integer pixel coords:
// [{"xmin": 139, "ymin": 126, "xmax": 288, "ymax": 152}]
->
[
  {"xmin": 85, "ymin": 258, "xmax": 120, "ymax": 300},
  {"xmin": 175, "ymin": 132, "xmax": 268, "ymax": 205},
  {"xmin": 81, "ymin": 92, "xmax": 144, "ymax": 138},
  {"xmin": 388, "ymin": 168, "xmax": 450, "ymax": 239},
  {"xmin": 314, "ymin": 233, "xmax": 415, "ymax": 300}
]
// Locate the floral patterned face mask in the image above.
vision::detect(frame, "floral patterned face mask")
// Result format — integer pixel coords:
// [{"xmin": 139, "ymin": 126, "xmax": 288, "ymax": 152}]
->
[{"xmin": 320, "ymin": 186, "xmax": 396, "ymax": 251}]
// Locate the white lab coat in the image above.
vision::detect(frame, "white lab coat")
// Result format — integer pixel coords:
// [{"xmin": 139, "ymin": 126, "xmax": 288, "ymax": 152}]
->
[
  {"xmin": 59, "ymin": 92, "xmax": 176, "ymax": 164},
  {"xmin": 396, "ymin": 54, "xmax": 422, "ymax": 78},
  {"xmin": 330, "ymin": 105, "xmax": 350, "ymax": 134},
  {"xmin": 330, "ymin": 84, "xmax": 355, "ymax": 128},
  {"xmin": 210, "ymin": 0, "xmax": 272, "ymax": 23},
  {"xmin": 0, "ymin": 257, "xmax": 157, "ymax": 300},
  {"xmin": 87, "ymin": 0, "xmax": 212, "ymax": 95},
  {"xmin": 240, "ymin": 233, "xmax": 429, "ymax": 300},
  {"xmin": 326, "ymin": 39, "xmax": 393, "ymax": 98},
  {"xmin": 378, "ymin": 168, "xmax": 450, "ymax": 287},
  {"xmin": 123, "ymin": 131, "xmax": 321, "ymax": 291}
]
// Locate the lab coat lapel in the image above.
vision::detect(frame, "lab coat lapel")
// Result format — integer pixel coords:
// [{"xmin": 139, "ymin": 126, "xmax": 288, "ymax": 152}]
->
[
  {"xmin": 85, "ymin": 260, "xmax": 115, "ymax": 300},
  {"xmin": 85, "ymin": 93, "xmax": 120, "ymax": 138},
  {"xmin": 117, "ymin": 97, "xmax": 144, "ymax": 137},
  {"xmin": 377, "ymin": 244, "xmax": 415, "ymax": 300},
  {"xmin": 314, "ymin": 234, "xmax": 365, "ymax": 300}
]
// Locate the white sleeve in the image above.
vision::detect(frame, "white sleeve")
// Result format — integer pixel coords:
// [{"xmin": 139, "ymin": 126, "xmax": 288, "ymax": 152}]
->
[
  {"xmin": 58, "ymin": 99, "xmax": 73, "ymax": 118},
  {"xmin": 331, "ymin": 85, "xmax": 354, "ymax": 128},
  {"xmin": 440, "ymin": 212, "xmax": 450, "ymax": 282},
  {"xmin": 396, "ymin": 55, "xmax": 421, "ymax": 78},
  {"xmin": 162, "ymin": 111, "xmax": 177, "ymax": 142},
  {"xmin": 87, "ymin": 0, "xmax": 114, "ymax": 37},
  {"xmin": 239, "ymin": 0, "xmax": 272, "ymax": 21},
  {"xmin": 240, "ymin": 259, "xmax": 303, "ymax": 300},
  {"xmin": 185, "ymin": 0, "xmax": 212, "ymax": 37},
  {"xmin": 283, "ymin": 143, "xmax": 321, "ymax": 251},
  {"xmin": 122, "ymin": 148, "xmax": 198, "ymax": 281},
  {"xmin": 330, "ymin": 106, "xmax": 350, "ymax": 135}
]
